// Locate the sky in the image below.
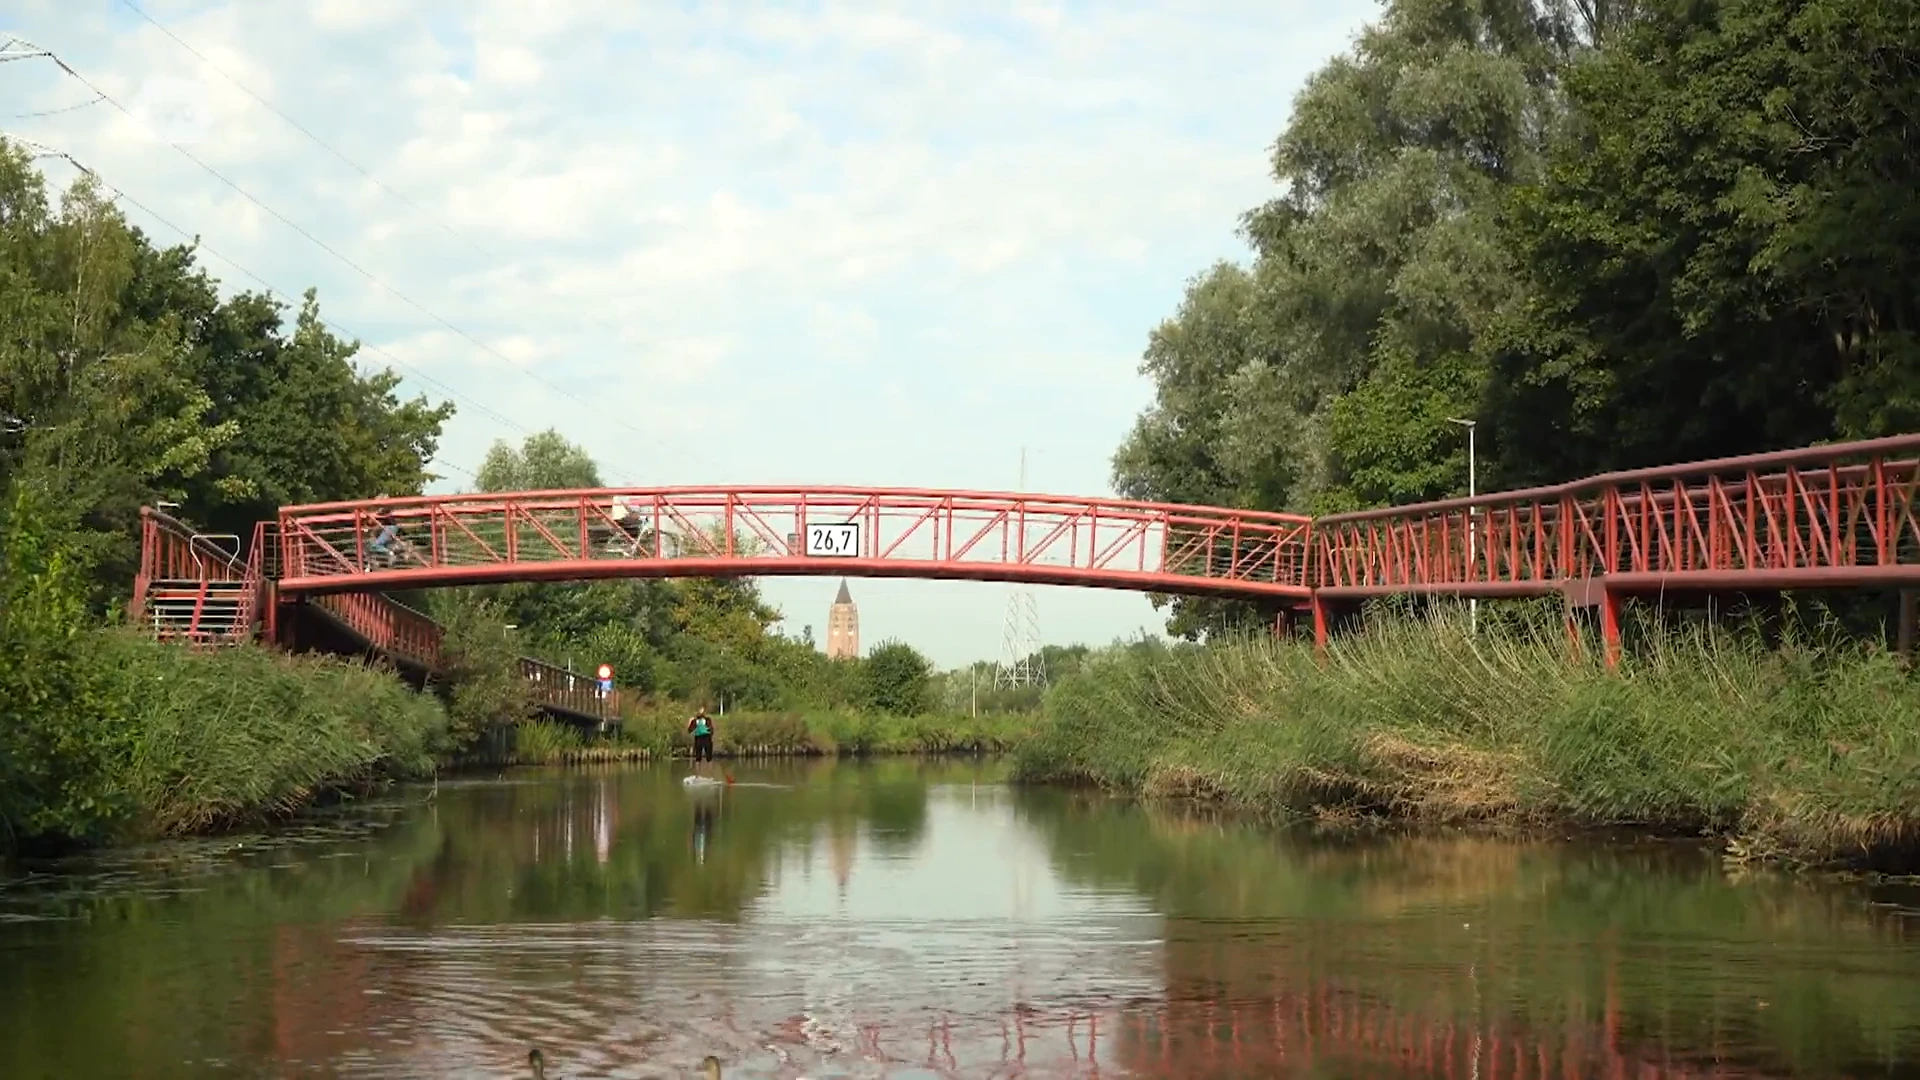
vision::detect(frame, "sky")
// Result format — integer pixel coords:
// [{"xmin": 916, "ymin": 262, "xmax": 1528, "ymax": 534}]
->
[{"xmin": 3, "ymin": 0, "xmax": 1381, "ymax": 668}]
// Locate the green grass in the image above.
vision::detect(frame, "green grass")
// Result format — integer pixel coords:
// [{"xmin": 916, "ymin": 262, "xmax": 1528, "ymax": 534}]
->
[
  {"xmin": 613, "ymin": 705, "xmax": 1036, "ymax": 759},
  {"xmin": 1013, "ymin": 606, "xmax": 1920, "ymax": 870},
  {"xmin": 92, "ymin": 631, "xmax": 446, "ymax": 837}
]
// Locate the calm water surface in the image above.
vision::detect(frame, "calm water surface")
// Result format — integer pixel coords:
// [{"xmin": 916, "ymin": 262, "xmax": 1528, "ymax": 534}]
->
[{"xmin": 2, "ymin": 758, "xmax": 1918, "ymax": 1078}]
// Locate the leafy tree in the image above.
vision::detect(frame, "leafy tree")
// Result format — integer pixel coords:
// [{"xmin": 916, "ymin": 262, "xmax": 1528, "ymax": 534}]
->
[
  {"xmin": 476, "ymin": 429, "xmax": 603, "ymax": 491},
  {"xmin": 0, "ymin": 153, "xmax": 235, "ymax": 589},
  {"xmin": 434, "ymin": 594, "xmax": 536, "ymax": 754},
  {"xmin": 181, "ymin": 289, "xmax": 453, "ymax": 537},
  {"xmin": 1115, "ymin": 0, "xmax": 1575, "ymax": 637},
  {"xmin": 862, "ymin": 639, "xmax": 934, "ymax": 715},
  {"xmin": 0, "ymin": 138, "xmax": 451, "ymax": 595},
  {"xmin": 0, "ymin": 485, "xmax": 132, "ymax": 849},
  {"xmin": 1483, "ymin": 0, "xmax": 1920, "ymax": 483}
]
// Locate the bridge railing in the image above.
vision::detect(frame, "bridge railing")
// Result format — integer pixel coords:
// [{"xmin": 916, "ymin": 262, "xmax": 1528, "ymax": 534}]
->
[
  {"xmin": 306, "ymin": 591, "xmax": 613, "ymax": 721},
  {"xmin": 1311, "ymin": 433, "xmax": 1920, "ymax": 597},
  {"xmin": 135, "ymin": 507, "xmax": 607, "ymax": 721},
  {"xmin": 309, "ymin": 591, "xmax": 443, "ymax": 671},
  {"xmin": 272, "ymin": 487, "xmax": 1316, "ymax": 597},
  {"xmin": 518, "ymin": 655, "xmax": 616, "ymax": 720},
  {"xmin": 133, "ymin": 508, "xmax": 257, "ymax": 641},
  {"xmin": 137, "ymin": 506, "xmax": 250, "ymax": 584}
]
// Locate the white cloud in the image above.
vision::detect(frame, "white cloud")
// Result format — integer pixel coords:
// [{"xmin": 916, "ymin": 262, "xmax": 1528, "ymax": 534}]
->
[
  {"xmin": 1, "ymin": 0, "xmax": 1377, "ymax": 664},
  {"xmin": 473, "ymin": 40, "xmax": 543, "ymax": 86},
  {"xmin": 308, "ymin": 0, "xmax": 404, "ymax": 33}
]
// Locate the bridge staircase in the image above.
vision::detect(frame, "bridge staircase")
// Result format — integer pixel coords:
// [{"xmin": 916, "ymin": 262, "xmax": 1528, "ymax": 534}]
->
[
  {"xmin": 132, "ymin": 508, "xmax": 612, "ymax": 724},
  {"xmin": 131, "ymin": 514, "xmax": 259, "ymax": 647},
  {"xmin": 144, "ymin": 579, "xmax": 253, "ymax": 643}
]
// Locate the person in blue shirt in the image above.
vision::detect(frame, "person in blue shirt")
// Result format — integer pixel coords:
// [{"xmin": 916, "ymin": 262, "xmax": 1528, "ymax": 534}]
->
[
  {"xmin": 686, "ymin": 707, "xmax": 715, "ymax": 765},
  {"xmin": 365, "ymin": 508, "xmax": 402, "ymax": 571}
]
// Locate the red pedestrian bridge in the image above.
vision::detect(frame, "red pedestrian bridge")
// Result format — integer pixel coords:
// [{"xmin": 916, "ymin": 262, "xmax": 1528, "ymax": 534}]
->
[{"xmin": 133, "ymin": 433, "xmax": 1920, "ymax": 714}]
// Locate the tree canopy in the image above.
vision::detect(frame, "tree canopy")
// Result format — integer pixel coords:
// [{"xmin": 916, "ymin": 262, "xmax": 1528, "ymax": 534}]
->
[
  {"xmin": 1117, "ymin": 0, "xmax": 1920, "ymax": 638},
  {"xmin": 452, "ymin": 431, "xmax": 943, "ymax": 715},
  {"xmin": 0, "ymin": 140, "xmax": 452, "ymax": 599}
]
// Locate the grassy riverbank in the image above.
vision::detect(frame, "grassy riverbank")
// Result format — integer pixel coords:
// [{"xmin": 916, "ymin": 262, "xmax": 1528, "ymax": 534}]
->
[
  {"xmin": 1013, "ymin": 609, "xmax": 1920, "ymax": 870},
  {"xmin": 2, "ymin": 631, "xmax": 445, "ymax": 850},
  {"xmin": 486, "ymin": 707, "xmax": 1036, "ymax": 766}
]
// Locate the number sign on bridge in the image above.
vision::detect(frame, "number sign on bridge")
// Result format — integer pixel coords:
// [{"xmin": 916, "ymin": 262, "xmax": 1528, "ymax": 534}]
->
[{"xmin": 805, "ymin": 522, "xmax": 860, "ymax": 558}]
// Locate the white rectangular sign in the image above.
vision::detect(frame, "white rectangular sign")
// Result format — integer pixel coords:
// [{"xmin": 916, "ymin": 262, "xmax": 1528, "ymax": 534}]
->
[{"xmin": 805, "ymin": 522, "xmax": 860, "ymax": 558}]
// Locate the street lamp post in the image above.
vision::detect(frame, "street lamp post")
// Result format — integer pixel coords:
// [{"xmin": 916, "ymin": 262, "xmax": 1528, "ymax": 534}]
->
[{"xmin": 1447, "ymin": 417, "xmax": 1479, "ymax": 634}]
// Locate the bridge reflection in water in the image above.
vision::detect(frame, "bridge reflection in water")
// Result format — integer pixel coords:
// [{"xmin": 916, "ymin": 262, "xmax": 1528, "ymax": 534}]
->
[
  {"xmin": 7, "ymin": 761, "xmax": 1915, "ymax": 1078},
  {"xmin": 257, "ymin": 935, "xmax": 1759, "ymax": 1079}
]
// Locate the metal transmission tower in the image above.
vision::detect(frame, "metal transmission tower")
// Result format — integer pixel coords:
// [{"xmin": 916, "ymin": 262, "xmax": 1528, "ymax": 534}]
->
[
  {"xmin": 995, "ymin": 448, "xmax": 1047, "ymax": 689},
  {"xmin": 996, "ymin": 589, "xmax": 1045, "ymax": 688}
]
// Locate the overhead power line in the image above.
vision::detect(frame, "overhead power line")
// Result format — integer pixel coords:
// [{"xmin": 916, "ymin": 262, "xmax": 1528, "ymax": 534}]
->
[
  {"xmin": 115, "ymin": 0, "xmax": 497, "ymax": 261},
  {"xmin": 8, "ymin": 134, "xmax": 510, "ymax": 488},
  {"xmin": 101, "ymin": 6, "xmax": 711, "ymax": 480},
  {"xmin": 5, "ymin": 34, "xmax": 653, "ymax": 480}
]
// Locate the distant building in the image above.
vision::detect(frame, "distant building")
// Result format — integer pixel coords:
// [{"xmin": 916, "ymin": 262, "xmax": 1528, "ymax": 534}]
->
[{"xmin": 826, "ymin": 579, "xmax": 859, "ymax": 660}]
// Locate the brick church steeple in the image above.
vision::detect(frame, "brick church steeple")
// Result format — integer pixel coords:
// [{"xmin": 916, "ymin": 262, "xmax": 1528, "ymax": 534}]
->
[{"xmin": 826, "ymin": 579, "xmax": 859, "ymax": 660}]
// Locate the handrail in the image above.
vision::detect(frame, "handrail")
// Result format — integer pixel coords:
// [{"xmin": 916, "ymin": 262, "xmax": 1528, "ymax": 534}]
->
[
  {"xmin": 140, "ymin": 507, "xmax": 250, "ymax": 581},
  {"xmin": 139, "ymin": 430, "xmax": 1920, "ymax": 681},
  {"xmin": 307, "ymin": 590, "xmax": 611, "ymax": 721},
  {"xmin": 282, "ymin": 483, "xmax": 1319, "ymax": 526},
  {"xmin": 1315, "ymin": 433, "xmax": 1920, "ymax": 525}
]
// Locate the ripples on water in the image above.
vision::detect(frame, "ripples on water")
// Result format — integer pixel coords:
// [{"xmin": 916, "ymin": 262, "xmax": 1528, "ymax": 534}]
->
[{"xmin": 1, "ymin": 759, "xmax": 1918, "ymax": 1078}]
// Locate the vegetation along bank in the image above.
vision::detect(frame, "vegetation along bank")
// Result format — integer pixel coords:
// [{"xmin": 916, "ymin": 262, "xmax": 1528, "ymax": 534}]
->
[{"xmin": 1013, "ymin": 608, "xmax": 1920, "ymax": 872}]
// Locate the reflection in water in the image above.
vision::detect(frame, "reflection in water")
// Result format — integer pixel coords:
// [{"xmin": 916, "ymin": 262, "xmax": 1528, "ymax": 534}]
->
[{"xmin": 0, "ymin": 758, "xmax": 1916, "ymax": 1078}]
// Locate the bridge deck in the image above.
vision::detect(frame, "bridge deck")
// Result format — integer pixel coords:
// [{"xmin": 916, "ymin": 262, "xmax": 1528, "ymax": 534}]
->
[{"xmin": 133, "ymin": 433, "xmax": 1920, "ymax": 675}]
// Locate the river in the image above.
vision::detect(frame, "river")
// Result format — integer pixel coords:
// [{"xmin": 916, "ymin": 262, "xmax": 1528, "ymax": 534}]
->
[{"xmin": 1, "ymin": 759, "xmax": 1917, "ymax": 1078}]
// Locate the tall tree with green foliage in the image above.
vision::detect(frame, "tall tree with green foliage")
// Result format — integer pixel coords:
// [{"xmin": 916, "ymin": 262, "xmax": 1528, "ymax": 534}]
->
[
  {"xmin": 1116, "ymin": 0, "xmax": 1575, "ymax": 637},
  {"xmin": 475, "ymin": 429, "xmax": 602, "ymax": 492},
  {"xmin": 0, "ymin": 139, "xmax": 451, "ymax": 589},
  {"xmin": 461, "ymin": 430, "xmax": 878, "ymax": 712},
  {"xmin": 1482, "ymin": 0, "xmax": 1920, "ymax": 483}
]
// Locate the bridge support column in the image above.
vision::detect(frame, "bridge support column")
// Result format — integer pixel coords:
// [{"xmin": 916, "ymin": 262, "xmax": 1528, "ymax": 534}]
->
[
  {"xmin": 1562, "ymin": 577, "xmax": 1622, "ymax": 669},
  {"xmin": 1899, "ymin": 589, "xmax": 1918, "ymax": 661},
  {"xmin": 1600, "ymin": 585, "xmax": 1623, "ymax": 669},
  {"xmin": 1308, "ymin": 597, "xmax": 1363, "ymax": 656}
]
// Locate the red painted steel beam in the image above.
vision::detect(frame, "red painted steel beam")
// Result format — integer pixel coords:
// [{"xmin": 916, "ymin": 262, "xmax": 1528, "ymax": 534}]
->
[
  {"xmin": 277, "ymin": 557, "xmax": 1314, "ymax": 599},
  {"xmin": 1315, "ymin": 581, "xmax": 1567, "ymax": 601},
  {"xmin": 1604, "ymin": 565, "xmax": 1920, "ymax": 592},
  {"xmin": 1310, "ymin": 438, "xmax": 1920, "ymax": 593}
]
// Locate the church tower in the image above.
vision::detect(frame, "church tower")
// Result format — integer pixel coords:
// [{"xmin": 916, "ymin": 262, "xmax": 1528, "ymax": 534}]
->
[{"xmin": 825, "ymin": 579, "xmax": 860, "ymax": 660}]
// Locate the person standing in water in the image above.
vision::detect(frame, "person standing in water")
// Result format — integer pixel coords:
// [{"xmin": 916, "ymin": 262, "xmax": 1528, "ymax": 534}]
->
[{"xmin": 687, "ymin": 706, "xmax": 715, "ymax": 767}]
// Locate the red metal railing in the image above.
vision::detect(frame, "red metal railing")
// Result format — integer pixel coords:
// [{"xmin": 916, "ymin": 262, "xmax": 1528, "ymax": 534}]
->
[
  {"xmin": 1314, "ymin": 433, "xmax": 1920, "ymax": 599},
  {"xmin": 142, "ymin": 434, "xmax": 1920, "ymax": 675},
  {"xmin": 270, "ymin": 438, "xmax": 1920, "ymax": 606},
  {"xmin": 306, "ymin": 592, "xmax": 614, "ymax": 721},
  {"xmin": 518, "ymin": 656, "xmax": 617, "ymax": 720},
  {"xmin": 135, "ymin": 508, "xmax": 609, "ymax": 721},
  {"xmin": 272, "ymin": 487, "xmax": 1316, "ymax": 598},
  {"xmin": 133, "ymin": 508, "xmax": 253, "ymax": 643},
  {"xmin": 310, "ymin": 591, "xmax": 443, "ymax": 670},
  {"xmin": 136, "ymin": 507, "xmax": 250, "ymax": 586}
]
